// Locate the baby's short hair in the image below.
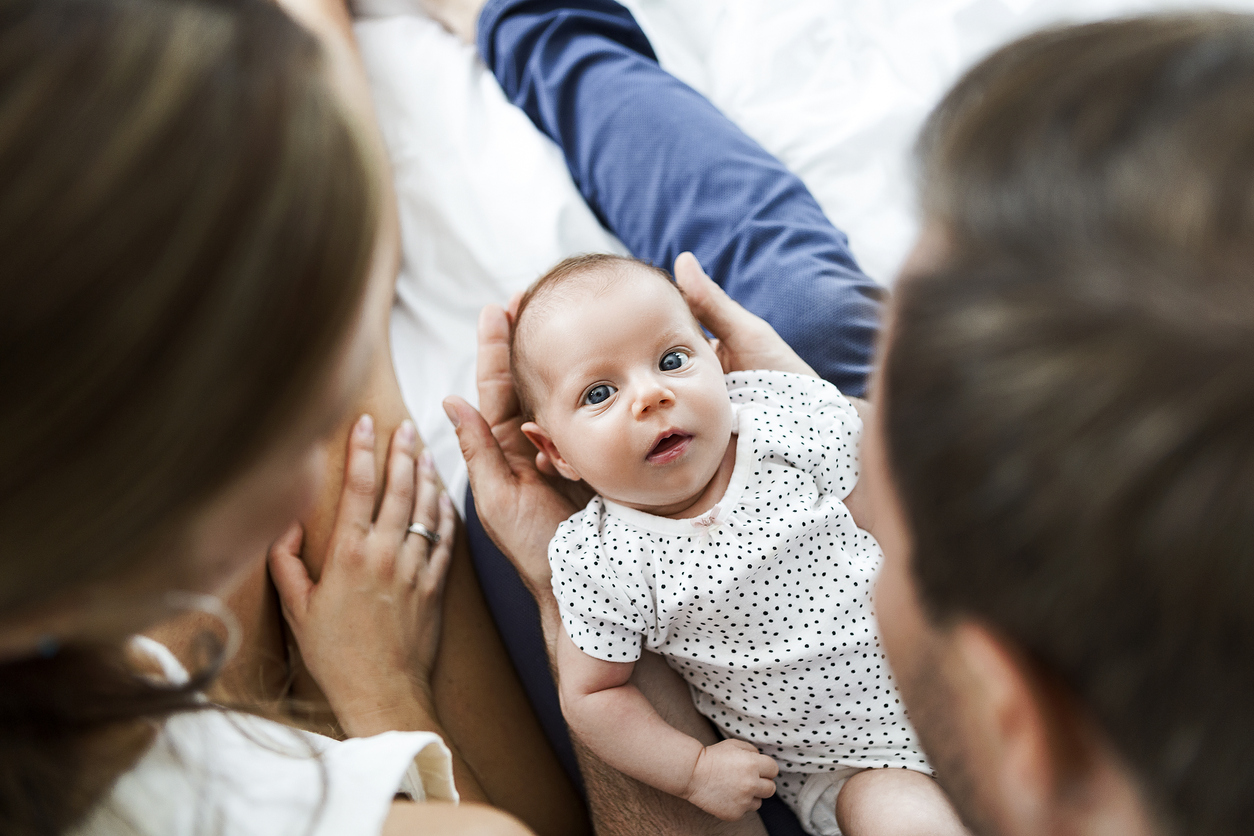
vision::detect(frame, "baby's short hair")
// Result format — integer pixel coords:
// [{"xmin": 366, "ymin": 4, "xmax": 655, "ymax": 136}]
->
[{"xmin": 510, "ymin": 253, "xmax": 688, "ymax": 422}]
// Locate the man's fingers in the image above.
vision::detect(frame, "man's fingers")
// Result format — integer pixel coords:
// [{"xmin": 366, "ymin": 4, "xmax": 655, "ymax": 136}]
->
[
  {"xmin": 506, "ymin": 290, "xmax": 523, "ymax": 320},
  {"xmin": 444, "ymin": 396, "xmax": 516, "ymax": 496},
  {"xmin": 476, "ymin": 304, "xmax": 520, "ymax": 427},
  {"xmin": 756, "ymin": 779, "xmax": 777, "ymax": 798},
  {"xmin": 675, "ymin": 251, "xmax": 819, "ymax": 379},
  {"xmin": 268, "ymin": 522, "xmax": 313, "ymax": 623},
  {"xmin": 375, "ymin": 420, "xmax": 418, "ymax": 535},
  {"xmin": 534, "ymin": 449, "xmax": 560, "ymax": 477},
  {"xmin": 674, "ymin": 252, "xmax": 747, "ymax": 341},
  {"xmin": 335, "ymin": 414, "xmax": 378, "ymax": 537}
]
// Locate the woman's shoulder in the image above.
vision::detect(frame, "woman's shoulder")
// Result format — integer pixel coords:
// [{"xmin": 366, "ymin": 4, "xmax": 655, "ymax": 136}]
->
[
  {"xmin": 76, "ymin": 708, "xmax": 455, "ymax": 836},
  {"xmin": 74, "ymin": 643, "xmax": 456, "ymax": 836}
]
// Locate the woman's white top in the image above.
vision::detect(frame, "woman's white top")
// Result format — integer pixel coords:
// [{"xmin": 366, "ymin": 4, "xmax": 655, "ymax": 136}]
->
[
  {"xmin": 74, "ymin": 637, "xmax": 457, "ymax": 836},
  {"xmin": 549, "ymin": 371, "xmax": 928, "ymax": 774}
]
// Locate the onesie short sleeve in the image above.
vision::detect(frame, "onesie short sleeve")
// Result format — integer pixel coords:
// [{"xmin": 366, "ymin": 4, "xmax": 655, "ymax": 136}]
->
[
  {"xmin": 549, "ymin": 500, "xmax": 650, "ymax": 663},
  {"xmin": 725, "ymin": 370, "xmax": 862, "ymax": 500}
]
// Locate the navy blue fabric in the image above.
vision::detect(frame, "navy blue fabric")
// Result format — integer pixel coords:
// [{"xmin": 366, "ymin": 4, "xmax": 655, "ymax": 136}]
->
[
  {"xmin": 466, "ymin": 2, "xmax": 887, "ymax": 833},
  {"xmin": 462, "ymin": 490, "xmax": 584, "ymax": 793},
  {"xmin": 478, "ymin": 0, "xmax": 883, "ymax": 398}
]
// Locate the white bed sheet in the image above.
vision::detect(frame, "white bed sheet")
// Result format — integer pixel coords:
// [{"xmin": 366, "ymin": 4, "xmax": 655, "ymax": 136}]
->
[{"xmin": 353, "ymin": 0, "xmax": 1254, "ymax": 506}]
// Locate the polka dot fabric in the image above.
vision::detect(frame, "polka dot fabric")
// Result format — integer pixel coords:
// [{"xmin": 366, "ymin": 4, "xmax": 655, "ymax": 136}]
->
[{"xmin": 549, "ymin": 371, "xmax": 929, "ymax": 775}]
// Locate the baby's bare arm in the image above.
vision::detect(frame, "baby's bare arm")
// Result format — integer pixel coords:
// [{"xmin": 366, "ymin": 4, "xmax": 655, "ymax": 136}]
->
[
  {"xmin": 557, "ymin": 631, "xmax": 700, "ymax": 796},
  {"xmin": 557, "ymin": 629, "xmax": 778, "ymax": 821}
]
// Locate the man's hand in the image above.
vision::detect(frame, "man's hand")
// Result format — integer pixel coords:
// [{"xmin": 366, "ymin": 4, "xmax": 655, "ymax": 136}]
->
[
  {"xmin": 445, "ymin": 252, "xmax": 813, "ymax": 596},
  {"xmin": 683, "ymin": 739, "xmax": 779, "ymax": 821},
  {"xmin": 674, "ymin": 252, "xmax": 818, "ymax": 379},
  {"xmin": 443, "ymin": 305, "xmax": 585, "ymax": 597}
]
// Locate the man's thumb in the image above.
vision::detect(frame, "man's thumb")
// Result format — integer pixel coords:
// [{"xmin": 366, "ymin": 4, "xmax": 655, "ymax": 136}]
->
[
  {"xmin": 443, "ymin": 396, "xmax": 512, "ymax": 488},
  {"xmin": 674, "ymin": 252, "xmax": 739, "ymax": 339}
]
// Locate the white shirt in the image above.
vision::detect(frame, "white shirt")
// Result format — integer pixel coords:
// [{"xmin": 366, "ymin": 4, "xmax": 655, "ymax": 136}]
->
[
  {"xmin": 550, "ymin": 371, "xmax": 928, "ymax": 774},
  {"xmin": 74, "ymin": 639, "xmax": 457, "ymax": 836}
]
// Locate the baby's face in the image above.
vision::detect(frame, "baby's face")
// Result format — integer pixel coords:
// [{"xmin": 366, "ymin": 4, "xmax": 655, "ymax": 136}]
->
[{"xmin": 522, "ymin": 270, "xmax": 733, "ymax": 513}]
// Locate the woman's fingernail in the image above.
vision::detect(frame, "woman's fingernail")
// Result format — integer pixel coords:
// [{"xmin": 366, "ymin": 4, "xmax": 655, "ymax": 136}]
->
[
  {"xmin": 442, "ymin": 399, "xmax": 460, "ymax": 428},
  {"xmin": 440, "ymin": 494, "xmax": 453, "ymax": 510},
  {"xmin": 355, "ymin": 414, "xmax": 374, "ymax": 439},
  {"xmin": 419, "ymin": 450, "xmax": 433, "ymax": 471},
  {"xmin": 397, "ymin": 419, "xmax": 416, "ymax": 448}
]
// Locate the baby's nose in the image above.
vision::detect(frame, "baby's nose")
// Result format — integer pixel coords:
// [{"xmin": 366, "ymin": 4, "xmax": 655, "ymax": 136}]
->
[{"xmin": 632, "ymin": 382, "xmax": 674, "ymax": 417}]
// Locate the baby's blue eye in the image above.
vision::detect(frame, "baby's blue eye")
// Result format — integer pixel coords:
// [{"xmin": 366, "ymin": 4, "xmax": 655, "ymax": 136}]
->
[
  {"xmin": 583, "ymin": 384, "xmax": 616, "ymax": 405},
  {"xmin": 660, "ymin": 350, "xmax": 689, "ymax": 372}
]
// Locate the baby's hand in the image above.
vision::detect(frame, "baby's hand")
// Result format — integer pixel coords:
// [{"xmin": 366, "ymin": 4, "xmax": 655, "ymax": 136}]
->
[{"xmin": 683, "ymin": 739, "xmax": 778, "ymax": 821}]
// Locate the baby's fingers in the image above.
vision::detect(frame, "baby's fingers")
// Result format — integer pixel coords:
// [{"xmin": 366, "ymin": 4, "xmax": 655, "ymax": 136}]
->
[{"xmin": 724, "ymin": 739, "xmax": 761, "ymax": 753}]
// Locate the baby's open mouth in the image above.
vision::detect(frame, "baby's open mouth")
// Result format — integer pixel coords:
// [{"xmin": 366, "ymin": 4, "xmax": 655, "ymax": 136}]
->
[{"xmin": 647, "ymin": 431, "xmax": 693, "ymax": 464}]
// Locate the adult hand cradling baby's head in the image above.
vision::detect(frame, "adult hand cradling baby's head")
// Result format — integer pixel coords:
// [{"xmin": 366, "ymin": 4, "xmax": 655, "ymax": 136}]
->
[
  {"xmin": 444, "ymin": 252, "xmax": 813, "ymax": 586},
  {"xmin": 671, "ymin": 253, "xmax": 819, "ymax": 381}
]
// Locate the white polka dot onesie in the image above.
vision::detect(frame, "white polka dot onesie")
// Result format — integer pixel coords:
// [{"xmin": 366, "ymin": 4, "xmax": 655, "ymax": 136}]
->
[{"xmin": 549, "ymin": 371, "xmax": 929, "ymax": 806}]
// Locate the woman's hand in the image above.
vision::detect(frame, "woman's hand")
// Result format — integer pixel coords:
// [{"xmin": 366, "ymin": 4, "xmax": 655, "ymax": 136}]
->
[
  {"xmin": 268, "ymin": 416, "xmax": 455, "ymax": 738},
  {"xmin": 673, "ymin": 252, "xmax": 817, "ymax": 379}
]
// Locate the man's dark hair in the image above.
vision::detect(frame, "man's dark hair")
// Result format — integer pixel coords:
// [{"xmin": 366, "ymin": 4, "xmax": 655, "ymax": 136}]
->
[{"xmin": 887, "ymin": 13, "xmax": 1254, "ymax": 836}]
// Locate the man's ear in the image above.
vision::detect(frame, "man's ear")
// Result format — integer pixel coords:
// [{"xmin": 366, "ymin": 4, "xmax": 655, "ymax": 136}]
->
[
  {"xmin": 521, "ymin": 421, "xmax": 582, "ymax": 482},
  {"xmin": 953, "ymin": 621, "xmax": 1157, "ymax": 836},
  {"xmin": 951, "ymin": 621, "xmax": 1059, "ymax": 836}
]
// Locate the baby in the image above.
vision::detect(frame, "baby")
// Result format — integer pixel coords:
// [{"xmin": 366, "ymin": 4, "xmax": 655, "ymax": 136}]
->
[{"xmin": 512, "ymin": 254, "xmax": 963, "ymax": 836}]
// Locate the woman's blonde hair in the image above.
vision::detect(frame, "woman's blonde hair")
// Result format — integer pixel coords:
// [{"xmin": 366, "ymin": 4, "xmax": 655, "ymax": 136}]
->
[{"xmin": 0, "ymin": 0, "xmax": 378, "ymax": 828}]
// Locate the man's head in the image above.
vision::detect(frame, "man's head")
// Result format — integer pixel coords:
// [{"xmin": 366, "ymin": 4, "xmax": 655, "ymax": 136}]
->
[
  {"xmin": 872, "ymin": 13, "xmax": 1254, "ymax": 836},
  {"xmin": 511, "ymin": 254, "xmax": 732, "ymax": 513}
]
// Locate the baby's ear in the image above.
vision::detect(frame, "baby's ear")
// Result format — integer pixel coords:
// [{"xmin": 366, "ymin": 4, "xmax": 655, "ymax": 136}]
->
[{"xmin": 521, "ymin": 421, "xmax": 582, "ymax": 482}]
